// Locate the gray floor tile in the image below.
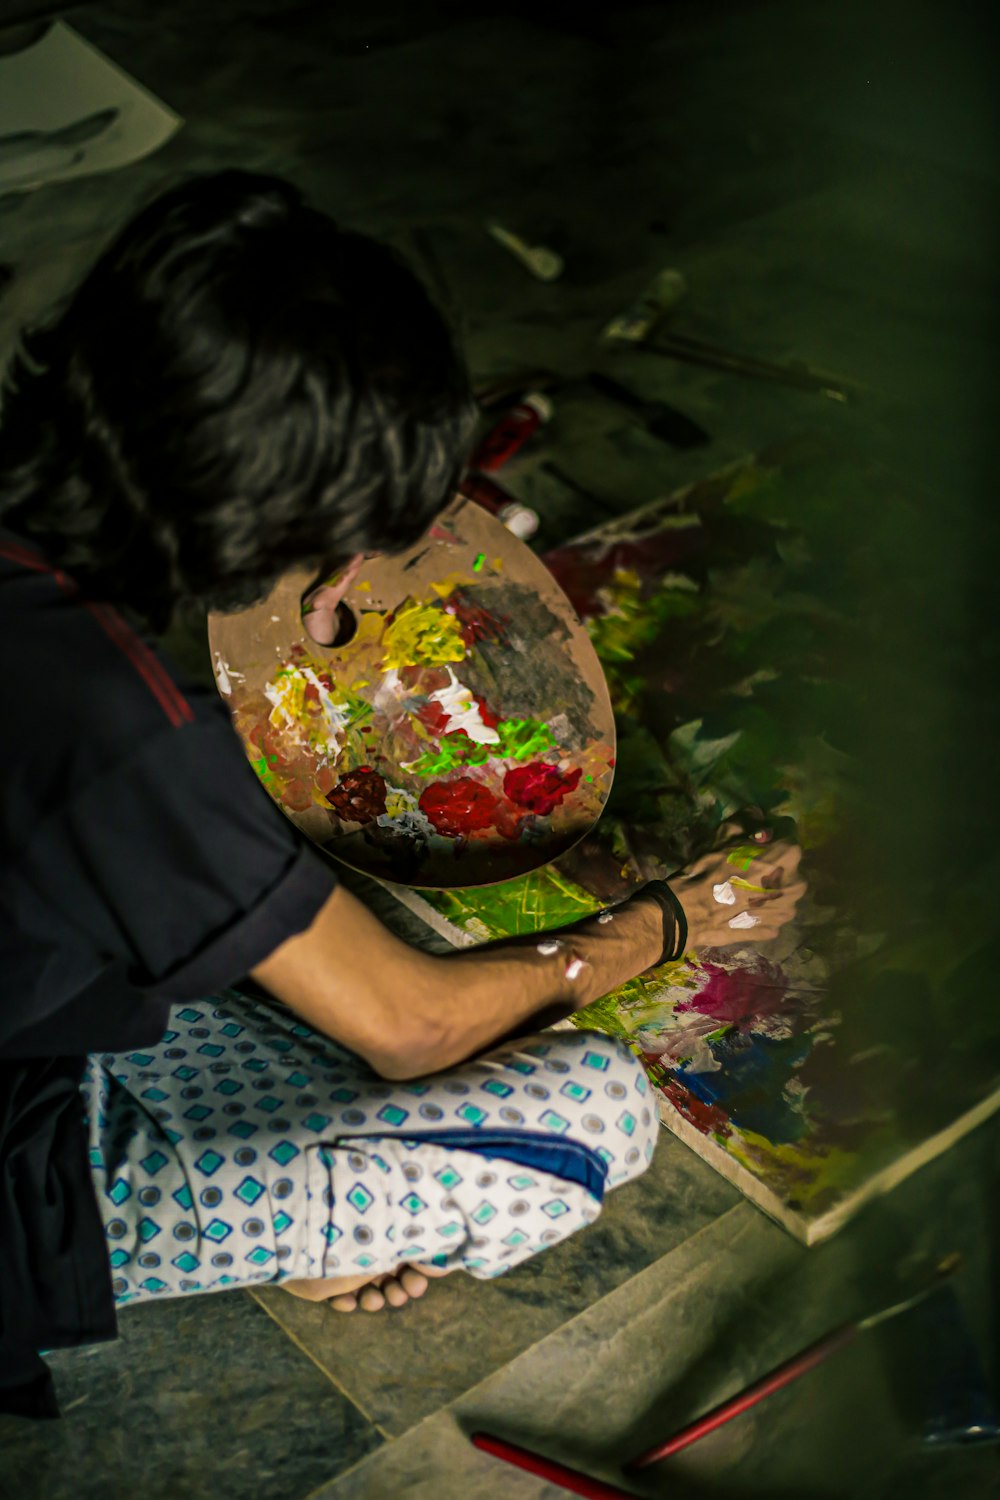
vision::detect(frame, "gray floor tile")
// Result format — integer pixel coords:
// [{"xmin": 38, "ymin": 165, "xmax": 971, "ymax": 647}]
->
[
  {"xmin": 249, "ymin": 1132, "xmax": 739, "ymax": 1438},
  {"xmin": 322, "ymin": 1122, "xmax": 998, "ymax": 1500},
  {"xmin": 0, "ymin": 1290, "xmax": 382, "ymax": 1500}
]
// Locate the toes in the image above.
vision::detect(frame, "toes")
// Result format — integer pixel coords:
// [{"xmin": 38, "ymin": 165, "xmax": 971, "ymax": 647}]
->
[
  {"xmin": 359, "ymin": 1286, "xmax": 386, "ymax": 1312},
  {"xmin": 412, "ymin": 1261, "xmax": 451, "ymax": 1280},
  {"xmin": 329, "ymin": 1293, "xmax": 360, "ymax": 1313},
  {"xmin": 398, "ymin": 1267, "xmax": 430, "ymax": 1298},
  {"xmin": 383, "ymin": 1279, "xmax": 409, "ymax": 1308}
]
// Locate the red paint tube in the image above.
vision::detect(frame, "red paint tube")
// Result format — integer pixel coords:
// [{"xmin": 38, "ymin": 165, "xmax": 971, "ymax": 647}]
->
[
  {"xmin": 467, "ymin": 391, "xmax": 553, "ymax": 473},
  {"xmin": 459, "ymin": 472, "xmax": 540, "ymax": 541}
]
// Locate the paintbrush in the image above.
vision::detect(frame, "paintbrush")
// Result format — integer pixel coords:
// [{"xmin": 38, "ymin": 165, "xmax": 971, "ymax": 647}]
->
[
  {"xmin": 626, "ymin": 1252, "xmax": 963, "ymax": 1470},
  {"xmin": 470, "ymin": 1434, "xmax": 642, "ymax": 1500},
  {"xmin": 631, "ymin": 332, "xmax": 864, "ymax": 402},
  {"xmin": 471, "ymin": 1256, "xmax": 965, "ymax": 1498}
]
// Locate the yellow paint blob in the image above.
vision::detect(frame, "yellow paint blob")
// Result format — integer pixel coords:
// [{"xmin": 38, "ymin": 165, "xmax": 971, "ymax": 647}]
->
[
  {"xmin": 265, "ymin": 669, "xmax": 306, "ymax": 732},
  {"xmin": 381, "ymin": 599, "xmax": 466, "ymax": 670},
  {"xmin": 384, "ymin": 785, "xmax": 415, "ymax": 819},
  {"xmin": 429, "ymin": 572, "xmax": 473, "ymax": 600}
]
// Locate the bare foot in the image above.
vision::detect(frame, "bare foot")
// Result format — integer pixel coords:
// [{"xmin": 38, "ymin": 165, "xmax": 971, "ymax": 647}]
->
[{"xmin": 282, "ymin": 1262, "xmax": 451, "ymax": 1313}]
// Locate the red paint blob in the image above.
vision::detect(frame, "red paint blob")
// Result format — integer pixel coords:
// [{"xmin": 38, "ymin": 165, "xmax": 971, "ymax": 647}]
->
[
  {"xmin": 444, "ymin": 590, "xmax": 509, "ymax": 647},
  {"xmin": 416, "ymin": 699, "xmax": 452, "ymax": 736},
  {"xmin": 660, "ymin": 1076, "xmax": 732, "ymax": 1138},
  {"xmin": 503, "ymin": 762, "xmax": 582, "ymax": 815},
  {"xmin": 327, "ymin": 765, "xmax": 388, "ymax": 824},
  {"xmin": 475, "ymin": 693, "xmax": 500, "ymax": 730},
  {"xmin": 419, "ymin": 777, "xmax": 500, "ymax": 837},
  {"xmin": 493, "ymin": 799, "xmax": 528, "ymax": 842}
]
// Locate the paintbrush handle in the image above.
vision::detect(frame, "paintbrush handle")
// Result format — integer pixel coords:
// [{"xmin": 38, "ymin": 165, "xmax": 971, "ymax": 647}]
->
[
  {"xmin": 627, "ymin": 1323, "xmax": 859, "ymax": 1469},
  {"xmin": 472, "ymin": 1434, "xmax": 642, "ymax": 1499}
]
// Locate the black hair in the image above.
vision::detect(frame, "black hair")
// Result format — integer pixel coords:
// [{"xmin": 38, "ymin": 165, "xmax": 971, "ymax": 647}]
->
[{"xmin": 0, "ymin": 170, "xmax": 479, "ymax": 632}]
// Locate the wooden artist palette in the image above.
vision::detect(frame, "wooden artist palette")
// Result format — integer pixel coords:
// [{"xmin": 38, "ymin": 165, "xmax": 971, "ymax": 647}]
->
[{"xmin": 208, "ymin": 498, "xmax": 616, "ymax": 887}]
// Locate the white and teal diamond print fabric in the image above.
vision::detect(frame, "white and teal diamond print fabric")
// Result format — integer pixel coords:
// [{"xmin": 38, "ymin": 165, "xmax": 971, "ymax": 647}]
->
[{"xmin": 81, "ymin": 989, "xmax": 657, "ymax": 1304}]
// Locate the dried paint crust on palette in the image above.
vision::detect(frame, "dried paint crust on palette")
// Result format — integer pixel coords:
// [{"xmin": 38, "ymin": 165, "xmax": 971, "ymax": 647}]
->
[
  {"xmin": 401, "ymin": 448, "xmax": 1000, "ymax": 1245},
  {"xmin": 208, "ymin": 502, "xmax": 615, "ymax": 888}
]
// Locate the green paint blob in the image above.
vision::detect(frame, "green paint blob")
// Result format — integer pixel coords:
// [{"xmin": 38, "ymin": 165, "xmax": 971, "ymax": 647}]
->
[
  {"xmin": 406, "ymin": 736, "xmax": 491, "ymax": 775},
  {"xmin": 404, "ymin": 716, "xmax": 556, "ymax": 775},
  {"xmin": 473, "ymin": 552, "xmax": 486, "ymax": 572},
  {"xmin": 252, "ymin": 755, "xmax": 278, "ymax": 793},
  {"xmin": 496, "ymin": 718, "xmax": 557, "ymax": 761}
]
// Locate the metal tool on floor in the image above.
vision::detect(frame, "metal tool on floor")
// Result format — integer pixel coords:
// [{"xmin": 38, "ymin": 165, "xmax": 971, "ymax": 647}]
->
[{"xmin": 588, "ymin": 370, "xmax": 710, "ymax": 449}]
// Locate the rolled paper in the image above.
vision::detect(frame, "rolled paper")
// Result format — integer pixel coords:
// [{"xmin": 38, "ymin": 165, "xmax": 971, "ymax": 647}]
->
[
  {"xmin": 712, "ymin": 881, "xmax": 737, "ymax": 905},
  {"xmin": 729, "ymin": 911, "xmax": 760, "ymax": 929}
]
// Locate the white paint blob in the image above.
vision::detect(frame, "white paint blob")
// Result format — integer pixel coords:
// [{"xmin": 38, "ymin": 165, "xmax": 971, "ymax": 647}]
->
[
  {"xmin": 373, "ymin": 667, "xmax": 407, "ymax": 715},
  {"xmin": 213, "ymin": 652, "xmax": 245, "ymax": 696},
  {"xmin": 564, "ymin": 957, "xmax": 586, "ymax": 982},
  {"xmin": 597, "ymin": 910, "xmax": 614, "ymax": 925},
  {"xmin": 712, "ymin": 881, "xmax": 737, "ymax": 906},
  {"xmin": 301, "ymin": 667, "xmax": 351, "ymax": 758},
  {"xmin": 728, "ymin": 911, "xmax": 760, "ymax": 929},
  {"xmin": 428, "ymin": 667, "xmax": 500, "ymax": 744},
  {"xmin": 375, "ymin": 786, "xmax": 435, "ymax": 842},
  {"xmin": 536, "ymin": 939, "xmax": 562, "ymax": 956}
]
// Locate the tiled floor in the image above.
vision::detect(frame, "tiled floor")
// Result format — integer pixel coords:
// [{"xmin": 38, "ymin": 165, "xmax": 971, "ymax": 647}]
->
[
  {"xmin": 2, "ymin": 1287, "xmax": 383, "ymax": 1499},
  {"xmin": 0, "ymin": 2, "xmax": 996, "ymax": 1496},
  {"xmin": 247, "ymin": 1131, "xmax": 740, "ymax": 1438}
]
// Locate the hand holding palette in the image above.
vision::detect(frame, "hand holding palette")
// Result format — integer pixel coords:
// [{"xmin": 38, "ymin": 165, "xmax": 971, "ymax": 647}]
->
[{"xmin": 208, "ymin": 498, "xmax": 616, "ymax": 887}]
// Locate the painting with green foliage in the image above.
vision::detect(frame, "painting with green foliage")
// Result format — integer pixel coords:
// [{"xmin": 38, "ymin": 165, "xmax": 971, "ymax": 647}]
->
[{"xmin": 397, "ymin": 443, "xmax": 1000, "ymax": 1243}]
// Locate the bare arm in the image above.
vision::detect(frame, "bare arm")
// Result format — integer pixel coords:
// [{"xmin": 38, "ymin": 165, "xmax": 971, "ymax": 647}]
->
[
  {"xmin": 250, "ymin": 881, "xmax": 664, "ymax": 1080},
  {"xmin": 251, "ymin": 834, "xmax": 805, "ymax": 1081}
]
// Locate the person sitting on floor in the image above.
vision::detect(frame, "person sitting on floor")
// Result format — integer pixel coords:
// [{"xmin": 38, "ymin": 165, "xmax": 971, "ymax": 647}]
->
[{"xmin": 0, "ymin": 170, "xmax": 804, "ymax": 1418}]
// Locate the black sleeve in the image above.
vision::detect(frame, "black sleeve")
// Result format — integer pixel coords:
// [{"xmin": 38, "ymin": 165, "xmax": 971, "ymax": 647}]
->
[{"xmin": 23, "ymin": 710, "xmax": 338, "ymax": 999}]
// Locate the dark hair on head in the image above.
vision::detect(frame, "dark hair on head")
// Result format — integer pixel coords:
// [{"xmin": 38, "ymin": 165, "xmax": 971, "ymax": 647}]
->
[{"xmin": 0, "ymin": 170, "xmax": 479, "ymax": 632}]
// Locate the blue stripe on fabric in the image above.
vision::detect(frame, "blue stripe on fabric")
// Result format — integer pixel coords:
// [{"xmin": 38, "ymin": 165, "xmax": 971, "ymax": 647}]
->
[{"xmin": 379, "ymin": 1129, "xmax": 608, "ymax": 1201}]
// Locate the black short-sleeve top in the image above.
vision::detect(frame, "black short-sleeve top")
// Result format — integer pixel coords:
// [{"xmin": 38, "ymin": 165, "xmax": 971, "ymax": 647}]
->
[{"xmin": 0, "ymin": 525, "xmax": 338, "ymax": 1414}]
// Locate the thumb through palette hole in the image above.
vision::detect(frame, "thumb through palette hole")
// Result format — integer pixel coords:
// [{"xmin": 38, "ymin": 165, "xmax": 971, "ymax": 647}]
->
[{"xmin": 301, "ymin": 593, "xmax": 359, "ymax": 648}]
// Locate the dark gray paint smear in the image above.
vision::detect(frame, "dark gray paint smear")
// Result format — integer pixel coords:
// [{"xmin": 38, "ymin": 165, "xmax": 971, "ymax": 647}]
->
[{"xmin": 455, "ymin": 583, "xmax": 598, "ymax": 750}]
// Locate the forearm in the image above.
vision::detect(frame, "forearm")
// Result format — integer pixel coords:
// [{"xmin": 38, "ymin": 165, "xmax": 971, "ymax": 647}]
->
[
  {"xmin": 380, "ymin": 896, "xmax": 665, "ymax": 1078},
  {"xmin": 253, "ymin": 882, "xmax": 666, "ymax": 1081}
]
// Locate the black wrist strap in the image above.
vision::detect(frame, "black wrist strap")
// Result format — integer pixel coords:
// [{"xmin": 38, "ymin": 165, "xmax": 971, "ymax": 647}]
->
[{"xmin": 628, "ymin": 879, "xmax": 688, "ymax": 965}]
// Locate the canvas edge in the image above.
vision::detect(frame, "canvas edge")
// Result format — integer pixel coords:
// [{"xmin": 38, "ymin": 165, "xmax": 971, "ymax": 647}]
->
[
  {"xmin": 378, "ymin": 885, "xmax": 479, "ymax": 948},
  {"xmin": 379, "ymin": 889, "xmax": 1000, "ymax": 1252},
  {"xmin": 655, "ymin": 1091, "xmax": 812, "ymax": 1244},
  {"xmin": 801, "ymin": 1082, "xmax": 1000, "ymax": 1246}
]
